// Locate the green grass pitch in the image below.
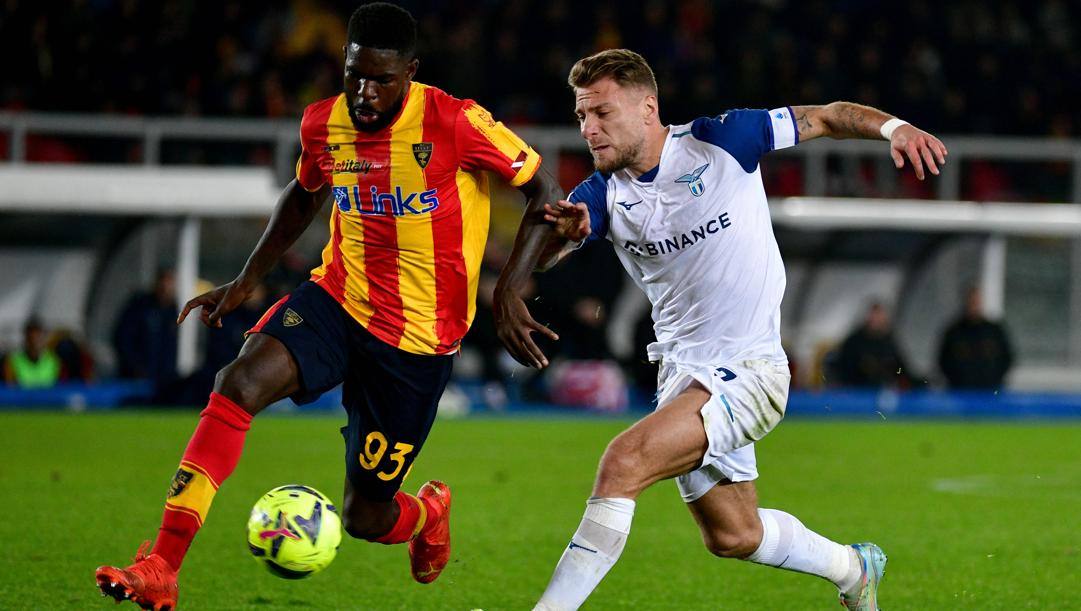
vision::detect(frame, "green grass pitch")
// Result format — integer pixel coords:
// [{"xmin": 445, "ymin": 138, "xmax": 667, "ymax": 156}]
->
[{"xmin": 1, "ymin": 411, "xmax": 1078, "ymax": 609}]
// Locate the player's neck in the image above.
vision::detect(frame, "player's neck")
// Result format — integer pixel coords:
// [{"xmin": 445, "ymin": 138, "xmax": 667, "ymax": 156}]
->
[{"xmin": 628, "ymin": 125, "xmax": 669, "ymax": 177}]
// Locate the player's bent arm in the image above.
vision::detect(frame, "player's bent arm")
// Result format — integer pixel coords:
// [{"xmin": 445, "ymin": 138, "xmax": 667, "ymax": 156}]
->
[
  {"xmin": 790, "ymin": 102, "xmax": 893, "ymax": 141},
  {"xmin": 791, "ymin": 102, "xmax": 948, "ymax": 180},
  {"xmin": 491, "ymin": 164, "xmax": 564, "ymax": 368},
  {"xmin": 179, "ymin": 179, "xmax": 329, "ymax": 326},
  {"xmin": 179, "ymin": 179, "xmax": 329, "ymax": 327},
  {"xmin": 505, "ymin": 165, "xmax": 565, "ymax": 280},
  {"xmin": 235, "ymin": 179, "xmax": 329, "ymax": 289}
]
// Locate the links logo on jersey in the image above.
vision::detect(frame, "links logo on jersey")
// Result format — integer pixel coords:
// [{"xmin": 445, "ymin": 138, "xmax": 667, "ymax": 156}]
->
[
  {"xmin": 675, "ymin": 163, "xmax": 710, "ymax": 197},
  {"xmin": 331, "ymin": 185, "xmax": 440, "ymax": 216}
]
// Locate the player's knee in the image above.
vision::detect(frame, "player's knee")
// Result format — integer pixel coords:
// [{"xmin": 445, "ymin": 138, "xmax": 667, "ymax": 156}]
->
[
  {"xmin": 595, "ymin": 437, "xmax": 646, "ymax": 494},
  {"xmin": 703, "ymin": 529, "xmax": 759, "ymax": 559},
  {"xmin": 214, "ymin": 359, "xmax": 267, "ymax": 414}
]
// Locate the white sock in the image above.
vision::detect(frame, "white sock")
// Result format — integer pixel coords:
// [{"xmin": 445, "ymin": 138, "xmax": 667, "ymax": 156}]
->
[
  {"xmin": 534, "ymin": 497, "xmax": 636, "ymax": 611},
  {"xmin": 747, "ymin": 508, "xmax": 863, "ymax": 593}
]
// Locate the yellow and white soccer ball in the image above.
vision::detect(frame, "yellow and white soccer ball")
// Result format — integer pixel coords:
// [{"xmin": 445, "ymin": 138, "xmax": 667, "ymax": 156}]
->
[{"xmin": 246, "ymin": 485, "xmax": 342, "ymax": 579}]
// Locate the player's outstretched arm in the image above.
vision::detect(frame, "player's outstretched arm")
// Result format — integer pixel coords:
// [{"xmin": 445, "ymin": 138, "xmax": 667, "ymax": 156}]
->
[
  {"xmin": 178, "ymin": 180, "xmax": 329, "ymax": 328},
  {"xmin": 791, "ymin": 102, "xmax": 948, "ymax": 180},
  {"xmin": 493, "ymin": 165, "xmax": 566, "ymax": 368}
]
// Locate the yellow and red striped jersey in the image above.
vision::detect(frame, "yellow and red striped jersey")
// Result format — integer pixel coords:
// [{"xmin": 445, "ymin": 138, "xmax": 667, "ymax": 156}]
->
[{"xmin": 295, "ymin": 82, "xmax": 541, "ymax": 355}]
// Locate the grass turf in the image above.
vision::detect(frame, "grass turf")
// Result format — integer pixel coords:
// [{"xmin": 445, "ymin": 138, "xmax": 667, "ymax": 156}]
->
[{"xmin": 1, "ymin": 411, "xmax": 1078, "ymax": 610}]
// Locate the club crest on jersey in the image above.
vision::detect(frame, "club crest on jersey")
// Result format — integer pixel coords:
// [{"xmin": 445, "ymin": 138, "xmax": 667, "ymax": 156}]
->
[
  {"xmin": 413, "ymin": 142, "xmax": 433, "ymax": 168},
  {"xmin": 676, "ymin": 163, "xmax": 709, "ymax": 197}
]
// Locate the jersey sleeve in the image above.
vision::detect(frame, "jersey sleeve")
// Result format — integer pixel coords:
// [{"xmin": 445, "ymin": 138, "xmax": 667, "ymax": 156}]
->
[
  {"xmin": 568, "ymin": 172, "xmax": 609, "ymax": 242},
  {"xmin": 295, "ymin": 107, "xmax": 327, "ymax": 192},
  {"xmin": 691, "ymin": 107, "xmax": 799, "ymax": 173},
  {"xmin": 456, "ymin": 101, "xmax": 542, "ymax": 187}
]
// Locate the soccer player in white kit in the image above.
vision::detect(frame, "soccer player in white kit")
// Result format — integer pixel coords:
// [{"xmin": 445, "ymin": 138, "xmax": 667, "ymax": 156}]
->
[{"xmin": 494, "ymin": 49, "xmax": 947, "ymax": 610}]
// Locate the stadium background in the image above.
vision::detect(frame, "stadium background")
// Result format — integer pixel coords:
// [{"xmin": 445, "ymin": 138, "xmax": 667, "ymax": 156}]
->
[{"xmin": 1, "ymin": 1, "xmax": 1079, "ymax": 609}]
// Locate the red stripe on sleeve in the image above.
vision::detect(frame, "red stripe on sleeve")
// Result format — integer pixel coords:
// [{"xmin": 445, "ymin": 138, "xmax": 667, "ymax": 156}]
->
[{"xmin": 423, "ymin": 90, "xmax": 470, "ymax": 351}]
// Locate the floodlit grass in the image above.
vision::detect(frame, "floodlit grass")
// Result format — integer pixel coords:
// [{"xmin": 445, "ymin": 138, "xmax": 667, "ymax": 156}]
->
[{"xmin": 1, "ymin": 411, "xmax": 1078, "ymax": 609}]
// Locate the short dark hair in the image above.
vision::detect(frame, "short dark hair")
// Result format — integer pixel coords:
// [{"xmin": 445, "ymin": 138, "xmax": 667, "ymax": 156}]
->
[
  {"xmin": 568, "ymin": 49, "xmax": 657, "ymax": 94},
  {"xmin": 347, "ymin": 2, "xmax": 417, "ymax": 57}
]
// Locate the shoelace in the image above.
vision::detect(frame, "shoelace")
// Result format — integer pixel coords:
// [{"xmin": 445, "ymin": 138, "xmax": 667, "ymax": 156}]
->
[{"xmin": 133, "ymin": 540, "xmax": 152, "ymax": 564}]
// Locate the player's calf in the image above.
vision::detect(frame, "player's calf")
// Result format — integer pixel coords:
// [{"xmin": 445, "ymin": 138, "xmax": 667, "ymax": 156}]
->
[{"xmin": 340, "ymin": 493, "xmax": 399, "ymax": 540}]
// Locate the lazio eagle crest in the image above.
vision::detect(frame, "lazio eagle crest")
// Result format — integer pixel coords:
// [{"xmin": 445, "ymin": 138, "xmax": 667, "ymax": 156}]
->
[{"xmin": 675, "ymin": 163, "xmax": 710, "ymax": 197}]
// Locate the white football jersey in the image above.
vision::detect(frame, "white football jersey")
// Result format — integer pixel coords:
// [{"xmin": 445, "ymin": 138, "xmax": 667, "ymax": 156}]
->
[{"xmin": 570, "ymin": 108, "xmax": 799, "ymax": 366}]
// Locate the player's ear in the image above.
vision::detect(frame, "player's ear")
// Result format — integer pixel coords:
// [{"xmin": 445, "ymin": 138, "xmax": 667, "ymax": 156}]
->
[
  {"xmin": 405, "ymin": 57, "xmax": 419, "ymax": 81},
  {"xmin": 642, "ymin": 93, "xmax": 658, "ymax": 124}
]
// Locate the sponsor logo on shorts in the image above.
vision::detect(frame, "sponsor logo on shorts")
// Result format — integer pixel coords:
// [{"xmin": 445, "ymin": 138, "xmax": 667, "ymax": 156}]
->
[
  {"xmin": 714, "ymin": 367, "xmax": 737, "ymax": 381},
  {"xmin": 283, "ymin": 308, "xmax": 303, "ymax": 327},
  {"xmin": 167, "ymin": 468, "xmax": 194, "ymax": 499}
]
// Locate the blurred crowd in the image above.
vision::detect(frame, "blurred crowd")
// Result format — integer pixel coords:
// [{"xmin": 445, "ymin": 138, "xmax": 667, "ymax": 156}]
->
[
  {"xmin": 2, "ymin": 243, "xmax": 1015, "ymax": 408},
  {"xmin": 824, "ymin": 288, "xmax": 1013, "ymax": 391},
  {"xmin": 4, "ymin": 0, "xmax": 1079, "ymax": 138}
]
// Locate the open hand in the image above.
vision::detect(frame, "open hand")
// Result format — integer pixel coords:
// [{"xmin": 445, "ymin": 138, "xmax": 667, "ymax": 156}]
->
[
  {"xmin": 890, "ymin": 124, "xmax": 948, "ymax": 181},
  {"xmin": 493, "ymin": 288, "xmax": 559, "ymax": 369},
  {"xmin": 543, "ymin": 200, "xmax": 591, "ymax": 242},
  {"xmin": 177, "ymin": 279, "xmax": 254, "ymax": 328}
]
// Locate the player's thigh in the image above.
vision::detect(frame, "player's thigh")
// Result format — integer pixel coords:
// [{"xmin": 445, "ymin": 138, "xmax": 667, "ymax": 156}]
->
[
  {"xmin": 596, "ymin": 381, "xmax": 711, "ymax": 493},
  {"xmin": 340, "ymin": 329, "xmax": 454, "ymax": 503},
  {"xmin": 223, "ymin": 281, "xmax": 351, "ymax": 412},
  {"xmin": 687, "ymin": 479, "xmax": 761, "ymax": 557},
  {"xmin": 214, "ymin": 333, "xmax": 300, "ymax": 413}
]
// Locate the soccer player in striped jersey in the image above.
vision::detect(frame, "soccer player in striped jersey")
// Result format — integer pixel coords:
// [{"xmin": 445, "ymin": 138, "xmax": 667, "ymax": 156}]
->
[
  {"xmin": 496, "ymin": 49, "xmax": 947, "ymax": 610},
  {"xmin": 95, "ymin": 4, "xmax": 561, "ymax": 609}
]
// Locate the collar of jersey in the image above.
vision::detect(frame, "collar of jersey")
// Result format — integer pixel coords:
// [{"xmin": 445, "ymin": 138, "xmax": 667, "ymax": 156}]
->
[
  {"xmin": 630, "ymin": 126, "xmax": 674, "ymax": 185},
  {"xmin": 636, "ymin": 164, "xmax": 660, "ymax": 183}
]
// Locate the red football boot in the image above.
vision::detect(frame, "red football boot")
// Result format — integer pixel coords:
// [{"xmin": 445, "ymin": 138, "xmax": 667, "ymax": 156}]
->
[
  {"xmin": 95, "ymin": 541, "xmax": 179, "ymax": 611},
  {"xmin": 409, "ymin": 480, "xmax": 452, "ymax": 584}
]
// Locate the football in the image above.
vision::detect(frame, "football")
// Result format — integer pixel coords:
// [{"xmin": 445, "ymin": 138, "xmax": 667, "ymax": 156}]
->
[{"xmin": 246, "ymin": 485, "xmax": 342, "ymax": 579}]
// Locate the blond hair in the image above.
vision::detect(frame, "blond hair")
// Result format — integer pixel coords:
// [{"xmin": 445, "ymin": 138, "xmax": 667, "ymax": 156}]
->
[{"xmin": 567, "ymin": 49, "xmax": 658, "ymax": 93}]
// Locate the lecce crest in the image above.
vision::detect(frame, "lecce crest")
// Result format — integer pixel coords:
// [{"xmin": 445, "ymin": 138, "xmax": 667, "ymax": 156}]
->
[
  {"xmin": 675, "ymin": 163, "xmax": 710, "ymax": 197},
  {"xmin": 412, "ymin": 142, "xmax": 433, "ymax": 168},
  {"xmin": 167, "ymin": 468, "xmax": 194, "ymax": 499}
]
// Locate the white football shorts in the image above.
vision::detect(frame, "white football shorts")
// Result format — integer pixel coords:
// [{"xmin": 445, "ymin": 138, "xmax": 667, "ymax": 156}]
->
[{"xmin": 655, "ymin": 358, "xmax": 791, "ymax": 503}]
